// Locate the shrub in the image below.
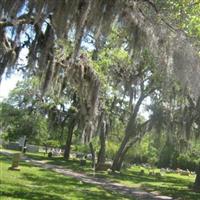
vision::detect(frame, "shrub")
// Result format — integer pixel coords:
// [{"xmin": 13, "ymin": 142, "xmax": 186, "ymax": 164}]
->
[
  {"xmin": 176, "ymin": 154, "xmax": 199, "ymax": 171},
  {"xmin": 74, "ymin": 144, "xmax": 90, "ymax": 154},
  {"xmin": 106, "ymin": 141, "xmax": 119, "ymax": 160}
]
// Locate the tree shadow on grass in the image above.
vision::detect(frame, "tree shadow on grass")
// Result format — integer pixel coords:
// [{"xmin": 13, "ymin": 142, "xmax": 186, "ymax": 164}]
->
[
  {"xmin": 105, "ymin": 170, "xmax": 200, "ymax": 200},
  {"xmin": 1, "ymin": 154, "xmax": 129, "ymax": 200},
  {"xmin": 143, "ymin": 184, "xmax": 200, "ymax": 200},
  {"xmin": 3, "ymin": 153, "xmax": 198, "ymax": 199},
  {"xmin": 26, "ymin": 153, "xmax": 92, "ymax": 173},
  {"xmin": 1, "ymin": 190, "xmax": 64, "ymax": 200},
  {"xmin": 19, "ymin": 169, "xmax": 128, "ymax": 200},
  {"xmin": 106, "ymin": 169, "xmax": 192, "ymax": 186},
  {"xmin": 0, "ymin": 153, "xmax": 36, "ymax": 168},
  {"xmin": 0, "ymin": 154, "xmax": 12, "ymax": 162}
]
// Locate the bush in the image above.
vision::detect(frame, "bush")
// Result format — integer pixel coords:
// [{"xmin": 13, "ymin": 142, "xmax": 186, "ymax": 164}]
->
[
  {"xmin": 129, "ymin": 155, "xmax": 148, "ymax": 164},
  {"xmin": 48, "ymin": 152, "xmax": 52, "ymax": 158},
  {"xmin": 74, "ymin": 144, "xmax": 90, "ymax": 154},
  {"xmin": 176, "ymin": 154, "xmax": 199, "ymax": 171},
  {"xmin": 45, "ymin": 140, "xmax": 60, "ymax": 148},
  {"xmin": 158, "ymin": 142, "xmax": 175, "ymax": 168},
  {"xmin": 106, "ymin": 141, "xmax": 119, "ymax": 160}
]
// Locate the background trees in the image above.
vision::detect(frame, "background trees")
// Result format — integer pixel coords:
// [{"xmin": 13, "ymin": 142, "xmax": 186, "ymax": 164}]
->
[{"xmin": 0, "ymin": 102, "xmax": 48, "ymax": 145}]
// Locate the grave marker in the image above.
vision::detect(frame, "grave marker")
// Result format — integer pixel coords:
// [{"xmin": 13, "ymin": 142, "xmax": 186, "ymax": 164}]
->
[{"xmin": 8, "ymin": 153, "xmax": 21, "ymax": 171}]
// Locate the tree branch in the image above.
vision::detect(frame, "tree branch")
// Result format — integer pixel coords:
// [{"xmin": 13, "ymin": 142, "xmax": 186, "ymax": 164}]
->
[
  {"xmin": 140, "ymin": 0, "xmax": 178, "ymax": 32},
  {"xmin": 0, "ymin": 15, "xmax": 34, "ymax": 28}
]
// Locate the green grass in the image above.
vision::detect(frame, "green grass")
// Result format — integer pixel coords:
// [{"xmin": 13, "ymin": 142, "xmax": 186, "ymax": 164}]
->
[
  {"xmin": 0, "ymin": 154, "xmax": 130, "ymax": 200},
  {"xmin": 2, "ymin": 149, "xmax": 200, "ymax": 200},
  {"xmin": 101, "ymin": 166, "xmax": 200, "ymax": 200},
  {"xmin": 0, "ymin": 149, "xmax": 93, "ymax": 173},
  {"xmin": 30, "ymin": 154, "xmax": 200, "ymax": 200},
  {"xmin": 24, "ymin": 153, "xmax": 200, "ymax": 199},
  {"xmin": 25, "ymin": 151, "xmax": 94, "ymax": 174}
]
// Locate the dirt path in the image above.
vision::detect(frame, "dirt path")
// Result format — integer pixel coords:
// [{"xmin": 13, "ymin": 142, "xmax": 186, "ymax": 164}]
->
[{"xmin": 1, "ymin": 151, "xmax": 173, "ymax": 200}]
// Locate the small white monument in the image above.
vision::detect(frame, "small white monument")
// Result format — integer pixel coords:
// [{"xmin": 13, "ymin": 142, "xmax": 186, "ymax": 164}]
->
[{"xmin": 18, "ymin": 136, "xmax": 27, "ymax": 153}]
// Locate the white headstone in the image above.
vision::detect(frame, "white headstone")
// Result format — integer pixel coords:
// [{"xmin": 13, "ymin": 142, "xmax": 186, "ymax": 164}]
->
[{"xmin": 18, "ymin": 136, "xmax": 26, "ymax": 147}]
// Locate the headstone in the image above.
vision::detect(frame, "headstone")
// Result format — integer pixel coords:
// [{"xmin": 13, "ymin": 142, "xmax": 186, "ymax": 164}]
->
[
  {"xmin": 76, "ymin": 152, "xmax": 84, "ymax": 159},
  {"xmin": 27, "ymin": 144, "xmax": 39, "ymax": 153},
  {"xmin": 8, "ymin": 153, "xmax": 21, "ymax": 171},
  {"xmin": 18, "ymin": 136, "xmax": 26, "ymax": 147}
]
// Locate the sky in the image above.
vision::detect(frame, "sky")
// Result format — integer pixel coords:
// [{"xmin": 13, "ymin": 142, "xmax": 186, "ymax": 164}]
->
[
  {"xmin": 0, "ymin": 48, "xmax": 28, "ymax": 102},
  {"xmin": 0, "ymin": 72, "xmax": 23, "ymax": 101}
]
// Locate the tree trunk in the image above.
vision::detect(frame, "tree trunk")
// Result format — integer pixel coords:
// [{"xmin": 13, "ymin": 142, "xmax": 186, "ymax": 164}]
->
[
  {"xmin": 111, "ymin": 94, "xmax": 147, "ymax": 172},
  {"xmin": 194, "ymin": 164, "xmax": 200, "ymax": 191},
  {"xmin": 112, "ymin": 149, "xmax": 128, "ymax": 171},
  {"xmin": 112, "ymin": 136, "xmax": 142, "ymax": 171},
  {"xmin": 89, "ymin": 142, "xmax": 96, "ymax": 169},
  {"xmin": 81, "ymin": 124, "xmax": 93, "ymax": 144},
  {"xmin": 111, "ymin": 113, "xmax": 138, "ymax": 172},
  {"xmin": 64, "ymin": 119, "xmax": 76, "ymax": 160},
  {"xmin": 96, "ymin": 120, "xmax": 107, "ymax": 169},
  {"xmin": 111, "ymin": 135, "xmax": 130, "ymax": 171}
]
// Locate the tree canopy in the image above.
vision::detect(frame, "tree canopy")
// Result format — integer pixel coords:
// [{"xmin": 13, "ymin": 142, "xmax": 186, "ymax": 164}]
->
[
  {"xmin": 1, "ymin": 0, "xmax": 200, "ymax": 98},
  {"xmin": 1, "ymin": 0, "xmax": 200, "ymax": 190}
]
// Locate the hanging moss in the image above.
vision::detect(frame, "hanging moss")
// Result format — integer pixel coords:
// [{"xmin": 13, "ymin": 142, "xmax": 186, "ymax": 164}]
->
[{"xmin": 0, "ymin": 0, "xmax": 200, "ymax": 99}]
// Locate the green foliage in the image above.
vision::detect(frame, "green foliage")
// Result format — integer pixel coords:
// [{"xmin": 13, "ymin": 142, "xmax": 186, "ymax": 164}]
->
[
  {"xmin": 0, "ymin": 102, "xmax": 48, "ymax": 145},
  {"xmin": 45, "ymin": 140, "xmax": 60, "ymax": 148},
  {"xmin": 176, "ymin": 154, "xmax": 198, "ymax": 171},
  {"xmin": 0, "ymin": 77, "xmax": 70, "ymax": 146},
  {"xmin": 73, "ymin": 144, "xmax": 90, "ymax": 154},
  {"xmin": 125, "ymin": 134, "xmax": 159, "ymax": 165},
  {"xmin": 7, "ymin": 77, "xmax": 40, "ymax": 107},
  {"xmin": 55, "ymin": 39, "xmax": 74, "ymax": 61},
  {"xmin": 106, "ymin": 141, "xmax": 119, "ymax": 160},
  {"xmin": 92, "ymin": 50, "xmax": 130, "ymax": 94},
  {"xmin": 158, "ymin": 139, "xmax": 176, "ymax": 168},
  {"xmin": 157, "ymin": 0, "xmax": 200, "ymax": 40},
  {"xmin": 147, "ymin": 145, "xmax": 159, "ymax": 166}
]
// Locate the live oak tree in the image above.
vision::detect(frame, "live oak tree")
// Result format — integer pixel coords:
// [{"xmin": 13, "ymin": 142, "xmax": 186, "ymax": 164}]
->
[{"xmin": 111, "ymin": 49, "xmax": 163, "ymax": 171}]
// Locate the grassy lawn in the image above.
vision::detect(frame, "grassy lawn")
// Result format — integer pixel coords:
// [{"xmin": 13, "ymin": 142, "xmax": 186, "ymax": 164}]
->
[
  {"xmin": 0, "ymin": 153, "xmax": 130, "ymax": 200},
  {"xmin": 28, "ymin": 153, "xmax": 200, "ymax": 200},
  {"xmin": 2, "ymin": 149, "xmax": 200, "ymax": 200},
  {"xmin": 105, "ymin": 166, "xmax": 200, "ymax": 200},
  {"xmin": 27, "ymin": 152, "xmax": 93, "ymax": 173}
]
